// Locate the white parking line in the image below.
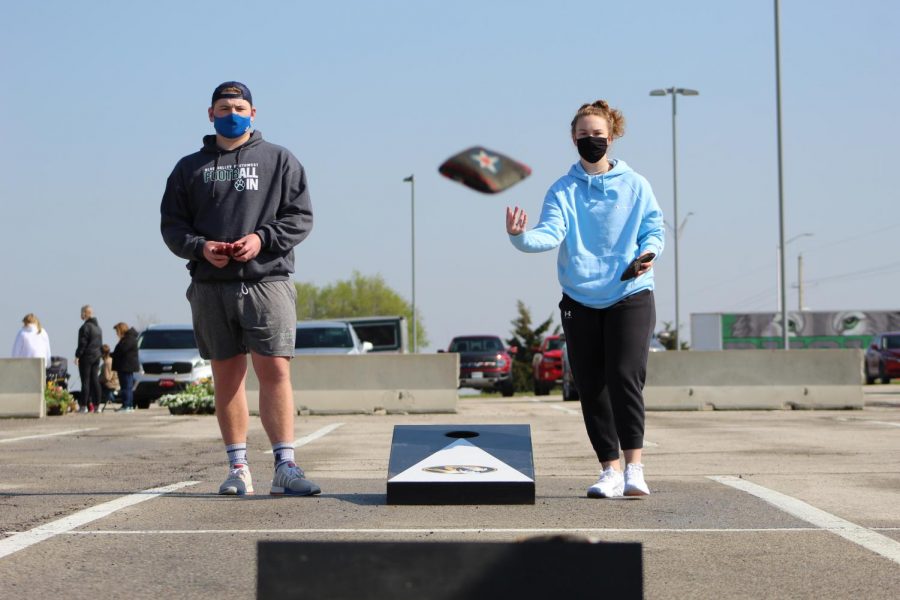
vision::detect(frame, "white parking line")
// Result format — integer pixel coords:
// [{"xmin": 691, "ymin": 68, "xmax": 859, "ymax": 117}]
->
[
  {"xmin": 0, "ymin": 428, "xmax": 98, "ymax": 444},
  {"xmin": 547, "ymin": 404, "xmax": 580, "ymax": 416},
  {"xmin": 264, "ymin": 423, "xmax": 344, "ymax": 454},
  {"xmin": 52, "ymin": 527, "xmax": 828, "ymax": 535},
  {"xmin": 3, "ymin": 526, "xmax": 897, "ymax": 536},
  {"xmin": 835, "ymin": 417, "xmax": 900, "ymax": 428},
  {"xmin": 863, "ymin": 420, "xmax": 900, "ymax": 428},
  {"xmin": 0, "ymin": 481, "xmax": 198, "ymax": 560},
  {"xmin": 709, "ymin": 475, "xmax": 900, "ymax": 566}
]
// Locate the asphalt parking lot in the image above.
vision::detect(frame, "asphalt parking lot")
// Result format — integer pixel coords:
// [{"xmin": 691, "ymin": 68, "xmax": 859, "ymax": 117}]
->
[{"xmin": 1, "ymin": 389, "xmax": 898, "ymax": 599}]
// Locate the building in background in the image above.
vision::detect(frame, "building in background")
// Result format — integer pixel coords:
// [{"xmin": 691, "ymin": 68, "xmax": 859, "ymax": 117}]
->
[{"xmin": 691, "ymin": 311, "xmax": 900, "ymax": 350}]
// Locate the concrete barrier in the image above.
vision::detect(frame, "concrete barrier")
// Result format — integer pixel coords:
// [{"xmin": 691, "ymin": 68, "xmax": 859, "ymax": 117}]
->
[
  {"xmin": 0, "ymin": 358, "xmax": 45, "ymax": 418},
  {"xmin": 644, "ymin": 349, "xmax": 864, "ymax": 410},
  {"xmin": 246, "ymin": 354, "xmax": 459, "ymax": 415}
]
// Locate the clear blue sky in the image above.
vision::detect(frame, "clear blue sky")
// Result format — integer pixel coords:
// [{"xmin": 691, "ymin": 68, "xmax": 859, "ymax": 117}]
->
[{"xmin": 3, "ymin": 1, "xmax": 899, "ymax": 375}]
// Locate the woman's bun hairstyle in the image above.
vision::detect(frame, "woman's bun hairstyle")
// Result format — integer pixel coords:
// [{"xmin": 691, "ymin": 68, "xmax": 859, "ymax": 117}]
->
[{"xmin": 570, "ymin": 100, "xmax": 625, "ymax": 139}]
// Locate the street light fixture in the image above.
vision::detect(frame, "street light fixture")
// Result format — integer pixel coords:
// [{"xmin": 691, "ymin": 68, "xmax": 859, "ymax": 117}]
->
[
  {"xmin": 650, "ymin": 87, "xmax": 699, "ymax": 351},
  {"xmin": 402, "ymin": 174, "xmax": 417, "ymax": 353}
]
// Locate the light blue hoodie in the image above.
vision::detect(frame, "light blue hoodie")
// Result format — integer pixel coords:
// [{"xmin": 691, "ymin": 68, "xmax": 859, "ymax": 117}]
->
[{"xmin": 509, "ymin": 159, "xmax": 665, "ymax": 309}]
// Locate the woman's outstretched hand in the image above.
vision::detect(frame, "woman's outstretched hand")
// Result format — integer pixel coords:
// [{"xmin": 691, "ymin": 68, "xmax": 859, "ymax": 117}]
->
[{"xmin": 506, "ymin": 206, "xmax": 528, "ymax": 235}]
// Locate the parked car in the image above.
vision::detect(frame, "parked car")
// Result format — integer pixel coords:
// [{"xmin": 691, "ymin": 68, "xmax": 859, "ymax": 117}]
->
[
  {"xmin": 864, "ymin": 331, "xmax": 900, "ymax": 384},
  {"xmin": 650, "ymin": 338, "xmax": 667, "ymax": 352},
  {"xmin": 443, "ymin": 335, "xmax": 515, "ymax": 397},
  {"xmin": 532, "ymin": 335, "xmax": 564, "ymax": 396},
  {"xmin": 133, "ymin": 324, "xmax": 211, "ymax": 409},
  {"xmin": 561, "ymin": 335, "xmax": 666, "ymax": 401},
  {"xmin": 340, "ymin": 315, "xmax": 408, "ymax": 353},
  {"xmin": 295, "ymin": 320, "xmax": 373, "ymax": 354}
]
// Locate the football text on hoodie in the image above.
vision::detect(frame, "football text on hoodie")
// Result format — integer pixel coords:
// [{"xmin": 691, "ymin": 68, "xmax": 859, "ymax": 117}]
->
[{"xmin": 160, "ymin": 131, "xmax": 313, "ymax": 282}]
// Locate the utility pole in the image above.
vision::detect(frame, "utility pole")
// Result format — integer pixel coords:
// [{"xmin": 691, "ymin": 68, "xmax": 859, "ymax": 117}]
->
[{"xmin": 798, "ymin": 253, "xmax": 805, "ymax": 311}]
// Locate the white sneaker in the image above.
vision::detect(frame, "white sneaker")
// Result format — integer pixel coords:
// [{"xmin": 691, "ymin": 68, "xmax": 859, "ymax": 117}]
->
[
  {"xmin": 218, "ymin": 464, "xmax": 254, "ymax": 495},
  {"xmin": 587, "ymin": 466, "xmax": 624, "ymax": 498},
  {"xmin": 624, "ymin": 463, "xmax": 650, "ymax": 496}
]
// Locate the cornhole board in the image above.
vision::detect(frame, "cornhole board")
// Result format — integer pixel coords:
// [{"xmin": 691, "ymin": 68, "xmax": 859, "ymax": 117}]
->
[
  {"xmin": 258, "ymin": 540, "xmax": 643, "ymax": 599},
  {"xmin": 386, "ymin": 424, "xmax": 535, "ymax": 505}
]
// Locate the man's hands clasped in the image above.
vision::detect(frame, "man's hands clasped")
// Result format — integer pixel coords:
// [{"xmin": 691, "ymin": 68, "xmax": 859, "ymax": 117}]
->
[{"xmin": 202, "ymin": 233, "xmax": 262, "ymax": 268}]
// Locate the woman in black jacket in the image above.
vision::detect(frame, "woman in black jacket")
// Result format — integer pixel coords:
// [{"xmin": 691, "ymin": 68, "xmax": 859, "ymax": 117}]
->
[{"xmin": 111, "ymin": 323, "xmax": 140, "ymax": 412}]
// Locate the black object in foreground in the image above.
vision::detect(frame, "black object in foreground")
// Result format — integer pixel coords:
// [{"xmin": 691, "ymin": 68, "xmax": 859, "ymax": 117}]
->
[
  {"xmin": 258, "ymin": 540, "xmax": 643, "ymax": 600},
  {"xmin": 438, "ymin": 146, "xmax": 531, "ymax": 194},
  {"xmin": 621, "ymin": 253, "xmax": 656, "ymax": 281}
]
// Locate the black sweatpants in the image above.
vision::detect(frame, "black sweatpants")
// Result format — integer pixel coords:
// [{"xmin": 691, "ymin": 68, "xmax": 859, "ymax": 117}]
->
[
  {"xmin": 78, "ymin": 357, "xmax": 102, "ymax": 409},
  {"xmin": 559, "ymin": 290, "xmax": 656, "ymax": 463}
]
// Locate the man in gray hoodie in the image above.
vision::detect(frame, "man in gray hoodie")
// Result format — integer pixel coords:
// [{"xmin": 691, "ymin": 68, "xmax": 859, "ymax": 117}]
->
[{"xmin": 161, "ymin": 81, "xmax": 318, "ymax": 497}]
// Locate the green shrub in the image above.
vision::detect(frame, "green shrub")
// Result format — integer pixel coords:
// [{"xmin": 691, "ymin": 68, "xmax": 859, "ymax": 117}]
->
[{"xmin": 159, "ymin": 378, "xmax": 215, "ymax": 415}]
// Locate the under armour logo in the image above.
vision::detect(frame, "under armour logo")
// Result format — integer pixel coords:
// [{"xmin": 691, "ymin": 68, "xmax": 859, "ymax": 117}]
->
[
  {"xmin": 234, "ymin": 178, "xmax": 246, "ymax": 191},
  {"xmin": 563, "ymin": 310, "xmax": 573, "ymax": 319}
]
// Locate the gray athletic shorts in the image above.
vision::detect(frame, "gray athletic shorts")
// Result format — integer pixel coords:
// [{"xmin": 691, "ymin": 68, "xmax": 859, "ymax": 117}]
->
[{"xmin": 186, "ymin": 280, "xmax": 297, "ymax": 360}]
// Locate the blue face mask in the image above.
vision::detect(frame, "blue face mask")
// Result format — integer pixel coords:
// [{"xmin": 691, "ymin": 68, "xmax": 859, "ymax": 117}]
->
[{"xmin": 213, "ymin": 113, "xmax": 252, "ymax": 138}]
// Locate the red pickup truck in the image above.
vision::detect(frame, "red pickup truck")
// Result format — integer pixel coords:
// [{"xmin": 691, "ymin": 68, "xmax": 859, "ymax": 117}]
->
[
  {"xmin": 445, "ymin": 335, "xmax": 516, "ymax": 397},
  {"xmin": 532, "ymin": 335, "xmax": 564, "ymax": 396}
]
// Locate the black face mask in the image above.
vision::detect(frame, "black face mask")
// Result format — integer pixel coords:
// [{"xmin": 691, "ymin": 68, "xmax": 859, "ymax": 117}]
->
[{"xmin": 576, "ymin": 136, "xmax": 608, "ymax": 163}]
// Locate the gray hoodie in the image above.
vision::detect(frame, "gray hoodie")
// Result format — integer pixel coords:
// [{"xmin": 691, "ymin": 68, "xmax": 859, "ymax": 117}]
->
[{"xmin": 160, "ymin": 131, "xmax": 313, "ymax": 282}]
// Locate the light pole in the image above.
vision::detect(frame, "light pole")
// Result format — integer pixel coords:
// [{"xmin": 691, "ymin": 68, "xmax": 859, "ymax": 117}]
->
[
  {"xmin": 774, "ymin": 0, "xmax": 788, "ymax": 349},
  {"xmin": 402, "ymin": 174, "xmax": 417, "ymax": 353},
  {"xmin": 650, "ymin": 87, "xmax": 699, "ymax": 351}
]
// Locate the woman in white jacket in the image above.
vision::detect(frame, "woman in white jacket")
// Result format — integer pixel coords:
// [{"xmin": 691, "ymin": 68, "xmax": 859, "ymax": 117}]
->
[{"xmin": 11, "ymin": 313, "xmax": 52, "ymax": 364}]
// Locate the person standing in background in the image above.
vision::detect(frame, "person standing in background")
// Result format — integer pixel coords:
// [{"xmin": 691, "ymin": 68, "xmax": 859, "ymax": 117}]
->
[
  {"xmin": 11, "ymin": 313, "xmax": 51, "ymax": 364},
  {"xmin": 112, "ymin": 322, "xmax": 139, "ymax": 413},
  {"xmin": 75, "ymin": 305, "xmax": 102, "ymax": 413}
]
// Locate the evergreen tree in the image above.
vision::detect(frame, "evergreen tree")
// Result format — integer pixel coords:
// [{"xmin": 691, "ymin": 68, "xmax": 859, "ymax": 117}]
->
[{"xmin": 506, "ymin": 300, "xmax": 560, "ymax": 392}]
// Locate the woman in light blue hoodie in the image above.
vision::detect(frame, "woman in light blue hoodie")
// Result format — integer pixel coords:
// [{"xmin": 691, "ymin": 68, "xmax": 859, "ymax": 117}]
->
[{"xmin": 507, "ymin": 100, "xmax": 664, "ymax": 499}]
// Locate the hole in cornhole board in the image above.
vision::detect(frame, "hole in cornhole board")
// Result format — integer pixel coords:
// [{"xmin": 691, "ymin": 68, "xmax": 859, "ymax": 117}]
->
[{"xmin": 444, "ymin": 430, "xmax": 479, "ymax": 438}]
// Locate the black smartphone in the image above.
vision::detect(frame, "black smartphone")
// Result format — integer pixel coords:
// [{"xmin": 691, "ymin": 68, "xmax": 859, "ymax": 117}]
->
[{"xmin": 620, "ymin": 253, "xmax": 656, "ymax": 281}]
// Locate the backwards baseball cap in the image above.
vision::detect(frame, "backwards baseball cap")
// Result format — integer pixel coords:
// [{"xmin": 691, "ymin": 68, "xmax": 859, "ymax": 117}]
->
[{"xmin": 211, "ymin": 81, "xmax": 253, "ymax": 106}]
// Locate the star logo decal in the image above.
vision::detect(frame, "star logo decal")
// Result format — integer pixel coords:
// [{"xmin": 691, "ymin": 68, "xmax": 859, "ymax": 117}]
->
[{"xmin": 470, "ymin": 149, "xmax": 500, "ymax": 174}]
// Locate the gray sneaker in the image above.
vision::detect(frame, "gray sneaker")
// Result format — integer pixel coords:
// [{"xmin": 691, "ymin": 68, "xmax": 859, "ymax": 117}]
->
[
  {"xmin": 218, "ymin": 465, "xmax": 254, "ymax": 495},
  {"xmin": 270, "ymin": 462, "xmax": 321, "ymax": 496}
]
